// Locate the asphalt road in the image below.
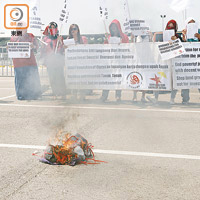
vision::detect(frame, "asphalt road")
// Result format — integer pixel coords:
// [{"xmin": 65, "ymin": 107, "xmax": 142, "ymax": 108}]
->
[{"xmin": 0, "ymin": 77, "xmax": 200, "ymax": 200}]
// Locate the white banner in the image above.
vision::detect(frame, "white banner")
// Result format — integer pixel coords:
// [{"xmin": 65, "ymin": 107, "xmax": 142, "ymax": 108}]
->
[
  {"xmin": 99, "ymin": 0, "xmax": 108, "ymax": 20},
  {"xmin": 186, "ymin": 23, "xmax": 199, "ymax": 40},
  {"xmin": 158, "ymin": 39, "xmax": 185, "ymax": 60},
  {"xmin": 29, "ymin": 0, "xmax": 42, "ymax": 30},
  {"xmin": 65, "ymin": 43, "xmax": 171, "ymax": 90},
  {"xmin": 129, "ymin": 19, "xmax": 150, "ymax": 36},
  {"xmin": 122, "ymin": 0, "xmax": 131, "ymax": 34},
  {"xmin": 7, "ymin": 42, "xmax": 31, "ymax": 58},
  {"xmin": 170, "ymin": 0, "xmax": 193, "ymax": 12},
  {"xmin": 59, "ymin": 0, "xmax": 70, "ymax": 24},
  {"xmin": 163, "ymin": 30, "xmax": 175, "ymax": 42},
  {"xmin": 172, "ymin": 43, "xmax": 200, "ymax": 89}
]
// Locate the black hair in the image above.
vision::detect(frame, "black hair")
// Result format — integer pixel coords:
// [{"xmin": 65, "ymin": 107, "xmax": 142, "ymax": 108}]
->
[
  {"xmin": 69, "ymin": 24, "xmax": 83, "ymax": 44},
  {"xmin": 48, "ymin": 22, "xmax": 59, "ymax": 40},
  {"xmin": 49, "ymin": 22, "xmax": 58, "ymax": 28}
]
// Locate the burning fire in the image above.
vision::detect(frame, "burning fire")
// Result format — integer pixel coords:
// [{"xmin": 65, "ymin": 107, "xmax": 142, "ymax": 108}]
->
[{"xmin": 33, "ymin": 130, "xmax": 106, "ymax": 166}]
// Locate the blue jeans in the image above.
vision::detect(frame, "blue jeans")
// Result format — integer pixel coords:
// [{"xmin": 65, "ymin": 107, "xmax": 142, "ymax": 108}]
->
[{"xmin": 14, "ymin": 66, "xmax": 41, "ymax": 100}]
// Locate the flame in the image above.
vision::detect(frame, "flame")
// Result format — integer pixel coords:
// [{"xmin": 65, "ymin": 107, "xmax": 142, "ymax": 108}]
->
[
  {"xmin": 39, "ymin": 130, "xmax": 106, "ymax": 165},
  {"xmin": 46, "ymin": 131, "xmax": 80, "ymax": 165}
]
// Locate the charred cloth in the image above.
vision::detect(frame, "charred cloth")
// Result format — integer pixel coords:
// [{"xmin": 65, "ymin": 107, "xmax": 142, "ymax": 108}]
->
[{"xmin": 33, "ymin": 133, "xmax": 105, "ymax": 166}]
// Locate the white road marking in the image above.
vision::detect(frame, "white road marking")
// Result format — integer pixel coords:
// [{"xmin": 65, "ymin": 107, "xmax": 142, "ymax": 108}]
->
[
  {"xmin": 0, "ymin": 80, "xmax": 14, "ymax": 82},
  {"xmin": 0, "ymin": 88, "xmax": 15, "ymax": 89},
  {"xmin": 0, "ymin": 144, "xmax": 45, "ymax": 150},
  {"xmin": 1, "ymin": 143, "xmax": 200, "ymax": 160},
  {"xmin": 0, "ymin": 103, "xmax": 200, "ymax": 113},
  {"xmin": 0, "ymin": 94, "xmax": 16, "ymax": 100}
]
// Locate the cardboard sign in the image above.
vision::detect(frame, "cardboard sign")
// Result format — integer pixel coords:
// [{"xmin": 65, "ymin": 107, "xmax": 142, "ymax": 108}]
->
[{"xmin": 7, "ymin": 42, "xmax": 31, "ymax": 58}]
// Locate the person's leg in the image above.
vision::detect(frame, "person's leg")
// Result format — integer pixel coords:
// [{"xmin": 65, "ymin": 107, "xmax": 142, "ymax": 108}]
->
[
  {"xmin": 25, "ymin": 66, "xmax": 42, "ymax": 99},
  {"xmin": 14, "ymin": 67, "xmax": 26, "ymax": 100},
  {"xmin": 146, "ymin": 91, "xmax": 158, "ymax": 104},
  {"xmin": 79, "ymin": 90, "xmax": 86, "ymax": 101},
  {"xmin": 116, "ymin": 90, "xmax": 121, "ymax": 101},
  {"xmin": 181, "ymin": 89, "xmax": 190, "ymax": 104},
  {"xmin": 170, "ymin": 90, "xmax": 178, "ymax": 104},
  {"xmin": 101, "ymin": 90, "xmax": 109, "ymax": 101},
  {"xmin": 133, "ymin": 91, "xmax": 137, "ymax": 101},
  {"xmin": 47, "ymin": 66, "xmax": 56, "ymax": 95},
  {"xmin": 141, "ymin": 91, "xmax": 146, "ymax": 102},
  {"xmin": 154, "ymin": 91, "xmax": 159, "ymax": 101}
]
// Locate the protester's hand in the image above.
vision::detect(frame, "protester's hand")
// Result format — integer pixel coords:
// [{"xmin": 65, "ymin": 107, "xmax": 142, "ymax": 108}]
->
[
  {"xmin": 105, "ymin": 33, "xmax": 109, "ymax": 39},
  {"xmin": 195, "ymin": 33, "xmax": 200, "ymax": 40},
  {"xmin": 171, "ymin": 36, "xmax": 177, "ymax": 40},
  {"xmin": 30, "ymin": 43, "xmax": 34, "ymax": 49},
  {"xmin": 131, "ymin": 34, "xmax": 135, "ymax": 43},
  {"xmin": 147, "ymin": 31, "xmax": 153, "ymax": 42},
  {"xmin": 182, "ymin": 29, "xmax": 187, "ymax": 41},
  {"xmin": 182, "ymin": 29, "xmax": 187, "ymax": 35},
  {"xmin": 63, "ymin": 45, "xmax": 68, "ymax": 49},
  {"xmin": 57, "ymin": 36, "xmax": 62, "ymax": 42},
  {"xmin": 104, "ymin": 33, "xmax": 109, "ymax": 43}
]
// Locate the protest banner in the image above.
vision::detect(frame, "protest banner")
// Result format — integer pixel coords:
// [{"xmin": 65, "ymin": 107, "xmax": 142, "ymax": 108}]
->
[
  {"xmin": 163, "ymin": 30, "xmax": 175, "ymax": 42},
  {"xmin": 98, "ymin": 0, "xmax": 109, "ymax": 33},
  {"xmin": 29, "ymin": 0, "xmax": 42, "ymax": 30},
  {"xmin": 7, "ymin": 42, "xmax": 30, "ymax": 58},
  {"xmin": 129, "ymin": 19, "xmax": 150, "ymax": 36},
  {"xmin": 122, "ymin": 0, "xmax": 131, "ymax": 34},
  {"xmin": 186, "ymin": 23, "xmax": 199, "ymax": 40},
  {"xmin": 108, "ymin": 37, "xmax": 121, "ymax": 44},
  {"xmin": 170, "ymin": 0, "xmax": 193, "ymax": 12},
  {"xmin": 99, "ymin": 0, "xmax": 108, "ymax": 20},
  {"xmin": 158, "ymin": 39, "xmax": 185, "ymax": 60},
  {"xmin": 59, "ymin": 0, "xmax": 70, "ymax": 24},
  {"xmin": 172, "ymin": 42, "xmax": 200, "ymax": 89},
  {"xmin": 56, "ymin": 0, "xmax": 70, "ymax": 53},
  {"xmin": 65, "ymin": 43, "xmax": 171, "ymax": 90}
]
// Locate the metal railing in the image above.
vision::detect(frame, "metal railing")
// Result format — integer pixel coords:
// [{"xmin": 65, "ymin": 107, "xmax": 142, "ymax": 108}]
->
[
  {"xmin": 0, "ymin": 47, "xmax": 48, "ymax": 77},
  {"xmin": 0, "ymin": 48, "xmax": 14, "ymax": 77}
]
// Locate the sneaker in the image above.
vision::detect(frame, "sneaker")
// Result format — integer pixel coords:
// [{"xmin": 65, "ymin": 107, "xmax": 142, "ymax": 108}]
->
[
  {"xmin": 132, "ymin": 97, "xmax": 137, "ymax": 102},
  {"xmin": 182, "ymin": 101, "xmax": 189, "ymax": 105},
  {"xmin": 146, "ymin": 96, "xmax": 158, "ymax": 104},
  {"xmin": 170, "ymin": 99, "xmax": 175, "ymax": 105},
  {"xmin": 18, "ymin": 96, "xmax": 25, "ymax": 100}
]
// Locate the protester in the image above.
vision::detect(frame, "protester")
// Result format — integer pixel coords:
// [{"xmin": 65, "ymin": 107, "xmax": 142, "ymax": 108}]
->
[
  {"xmin": 100, "ymin": 19, "xmax": 129, "ymax": 102},
  {"xmin": 67, "ymin": 24, "xmax": 88, "ymax": 44},
  {"xmin": 10, "ymin": 22, "xmax": 41, "ymax": 100},
  {"xmin": 182, "ymin": 17, "xmax": 200, "ymax": 42},
  {"xmin": 42, "ymin": 22, "xmax": 66, "ymax": 99},
  {"xmin": 147, "ymin": 20, "xmax": 183, "ymax": 104},
  {"xmin": 181, "ymin": 17, "xmax": 200, "ymax": 104},
  {"xmin": 64, "ymin": 24, "xmax": 88, "ymax": 101},
  {"xmin": 132, "ymin": 34, "xmax": 152, "ymax": 103}
]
